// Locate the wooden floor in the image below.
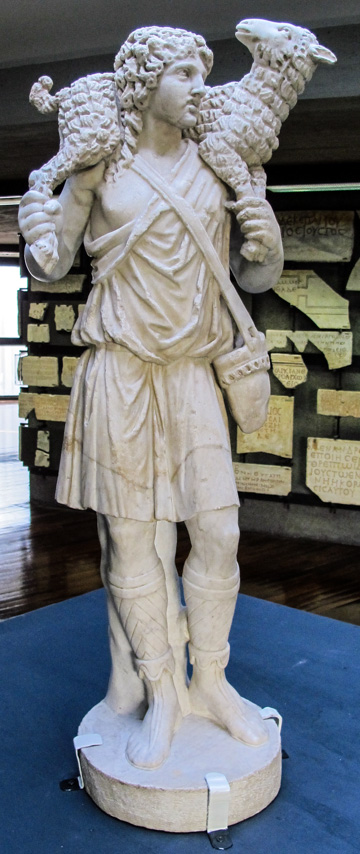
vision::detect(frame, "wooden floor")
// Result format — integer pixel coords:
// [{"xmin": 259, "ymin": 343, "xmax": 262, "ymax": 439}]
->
[{"xmin": 1, "ymin": 401, "xmax": 360, "ymax": 624}]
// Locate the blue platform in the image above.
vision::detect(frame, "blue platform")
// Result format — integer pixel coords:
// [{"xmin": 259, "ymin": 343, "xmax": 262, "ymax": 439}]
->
[{"xmin": 1, "ymin": 590, "xmax": 359, "ymax": 853}]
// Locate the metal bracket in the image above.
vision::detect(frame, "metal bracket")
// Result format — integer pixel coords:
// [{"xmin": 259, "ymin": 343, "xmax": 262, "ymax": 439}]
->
[
  {"xmin": 205, "ymin": 772, "xmax": 233, "ymax": 850},
  {"xmin": 73, "ymin": 733, "xmax": 103, "ymax": 789},
  {"xmin": 260, "ymin": 706, "xmax": 283, "ymax": 733}
]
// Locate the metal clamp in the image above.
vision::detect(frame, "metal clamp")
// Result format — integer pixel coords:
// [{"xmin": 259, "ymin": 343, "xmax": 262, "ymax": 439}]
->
[
  {"xmin": 73, "ymin": 733, "xmax": 103, "ymax": 789},
  {"xmin": 205, "ymin": 772, "xmax": 233, "ymax": 850}
]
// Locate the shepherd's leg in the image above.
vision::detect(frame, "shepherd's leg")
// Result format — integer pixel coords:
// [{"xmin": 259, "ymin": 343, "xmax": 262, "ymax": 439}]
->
[
  {"xmin": 184, "ymin": 506, "xmax": 268, "ymax": 746},
  {"xmin": 102, "ymin": 515, "xmax": 181, "ymax": 769}
]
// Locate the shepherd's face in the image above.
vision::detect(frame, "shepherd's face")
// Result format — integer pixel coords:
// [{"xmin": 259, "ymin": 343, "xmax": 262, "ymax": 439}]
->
[{"xmin": 146, "ymin": 54, "xmax": 207, "ymax": 129}]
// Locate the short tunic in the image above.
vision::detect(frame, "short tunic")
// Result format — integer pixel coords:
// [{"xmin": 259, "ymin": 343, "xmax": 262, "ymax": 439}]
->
[{"xmin": 55, "ymin": 141, "xmax": 239, "ymax": 521}]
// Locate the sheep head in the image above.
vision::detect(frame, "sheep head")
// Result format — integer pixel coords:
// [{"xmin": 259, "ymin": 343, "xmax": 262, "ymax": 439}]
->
[{"xmin": 235, "ymin": 18, "xmax": 337, "ymax": 69}]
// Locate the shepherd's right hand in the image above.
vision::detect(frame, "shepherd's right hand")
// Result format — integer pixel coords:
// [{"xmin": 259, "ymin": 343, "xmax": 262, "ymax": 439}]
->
[{"xmin": 18, "ymin": 190, "xmax": 63, "ymax": 247}]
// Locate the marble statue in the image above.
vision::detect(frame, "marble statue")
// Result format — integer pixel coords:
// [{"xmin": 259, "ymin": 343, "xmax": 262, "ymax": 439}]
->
[{"xmin": 19, "ymin": 20, "xmax": 336, "ymax": 830}]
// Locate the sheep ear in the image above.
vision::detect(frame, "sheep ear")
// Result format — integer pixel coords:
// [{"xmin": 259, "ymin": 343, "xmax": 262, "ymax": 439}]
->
[{"xmin": 310, "ymin": 44, "xmax": 337, "ymax": 65}]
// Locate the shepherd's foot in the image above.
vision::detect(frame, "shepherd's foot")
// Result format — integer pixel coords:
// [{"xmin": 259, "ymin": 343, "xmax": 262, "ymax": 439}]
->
[
  {"xmin": 189, "ymin": 668, "xmax": 268, "ymax": 746},
  {"xmin": 126, "ymin": 671, "xmax": 181, "ymax": 770}
]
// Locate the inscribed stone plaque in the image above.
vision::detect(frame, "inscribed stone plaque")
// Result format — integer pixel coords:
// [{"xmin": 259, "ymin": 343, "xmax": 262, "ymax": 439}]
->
[
  {"xmin": 27, "ymin": 323, "xmax": 50, "ymax": 343},
  {"xmin": 276, "ymin": 211, "xmax": 354, "ymax": 262},
  {"xmin": 233, "ymin": 462, "xmax": 292, "ymax": 495},
  {"xmin": 271, "ymin": 353, "xmax": 308, "ymax": 388},
  {"xmin": 317, "ymin": 389, "xmax": 360, "ymax": 418},
  {"xmin": 306, "ymin": 437, "xmax": 360, "ymax": 505},
  {"xmin": 274, "ymin": 270, "xmax": 350, "ymax": 329},
  {"xmin": 54, "ymin": 304, "xmax": 76, "ymax": 332},
  {"xmin": 19, "ymin": 356, "xmax": 59, "ymax": 387},
  {"xmin": 30, "ymin": 273, "xmax": 86, "ymax": 293},
  {"xmin": 266, "ymin": 330, "xmax": 352, "ymax": 369},
  {"xmin": 237, "ymin": 395, "xmax": 294, "ymax": 458},
  {"xmin": 19, "ymin": 392, "xmax": 70, "ymax": 422},
  {"xmin": 29, "ymin": 302, "xmax": 48, "ymax": 320},
  {"xmin": 61, "ymin": 356, "xmax": 80, "ymax": 388},
  {"xmin": 346, "ymin": 258, "xmax": 360, "ymax": 291}
]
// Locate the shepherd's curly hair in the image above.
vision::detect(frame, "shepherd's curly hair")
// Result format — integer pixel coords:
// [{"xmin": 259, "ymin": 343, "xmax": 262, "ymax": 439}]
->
[{"xmin": 106, "ymin": 26, "xmax": 213, "ymax": 178}]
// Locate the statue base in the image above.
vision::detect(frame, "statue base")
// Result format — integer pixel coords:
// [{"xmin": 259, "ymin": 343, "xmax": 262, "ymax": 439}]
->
[{"xmin": 78, "ymin": 699, "xmax": 282, "ymax": 832}]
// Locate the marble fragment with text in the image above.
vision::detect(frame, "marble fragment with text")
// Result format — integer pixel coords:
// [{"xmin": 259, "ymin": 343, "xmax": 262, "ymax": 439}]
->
[
  {"xmin": 276, "ymin": 211, "xmax": 354, "ymax": 262},
  {"xmin": 61, "ymin": 357, "xmax": 80, "ymax": 388},
  {"xmin": 307, "ymin": 437, "xmax": 360, "ymax": 505},
  {"xmin": 233, "ymin": 462, "xmax": 292, "ymax": 495},
  {"xmin": 266, "ymin": 330, "xmax": 352, "ymax": 369},
  {"xmin": 30, "ymin": 273, "xmax": 86, "ymax": 293},
  {"xmin": 19, "ymin": 355, "xmax": 59, "ymax": 387},
  {"xmin": 19, "ymin": 392, "xmax": 70, "ymax": 422},
  {"xmin": 273, "ymin": 270, "xmax": 350, "ymax": 329},
  {"xmin": 27, "ymin": 323, "xmax": 50, "ymax": 343},
  {"xmin": 54, "ymin": 304, "xmax": 76, "ymax": 332},
  {"xmin": 35, "ymin": 429, "xmax": 50, "ymax": 467},
  {"xmin": 317, "ymin": 389, "xmax": 360, "ymax": 418},
  {"xmin": 271, "ymin": 353, "xmax": 308, "ymax": 388},
  {"xmin": 237, "ymin": 395, "xmax": 294, "ymax": 458},
  {"xmin": 28, "ymin": 302, "xmax": 48, "ymax": 320}
]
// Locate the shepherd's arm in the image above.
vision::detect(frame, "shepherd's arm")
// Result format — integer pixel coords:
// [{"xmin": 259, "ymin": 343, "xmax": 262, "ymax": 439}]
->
[{"xmin": 19, "ymin": 162, "xmax": 105, "ymax": 282}]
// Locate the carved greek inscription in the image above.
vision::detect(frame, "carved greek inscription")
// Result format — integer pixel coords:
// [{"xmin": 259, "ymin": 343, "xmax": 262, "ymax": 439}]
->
[
  {"xmin": 237, "ymin": 395, "xmax": 294, "ymax": 458},
  {"xmin": 19, "ymin": 392, "xmax": 70, "ymax": 422},
  {"xmin": 306, "ymin": 438, "xmax": 360, "ymax": 505},
  {"xmin": 266, "ymin": 330, "xmax": 352, "ymax": 370},
  {"xmin": 274, "ymin": 270, "xmax": 350, "ymax": 329},
  {"xmin": 61, "ymin": 356, "xmax": 80, "ymax": 388},
  {"xmin": 30, "ymin": 273, "xmax": 86, "ymax": 293},
  {"xmin": 317, "ymin": 389, "xmax": 360, "ymax": 418},
  {"xmin": 271, "ymin": 353, "xmax": 308, "ymax": 388},
  {"xmin": 233, "ymin": 463, "xmax": 292, "ymax": 495},
  {"xmin": 19, "ymin": 356, "xmax": 59, "ymax": 387},
  {"xmin": 54, "ymin": 304, "xmax": 76, "ymax": 332},
  {"xmin": 27, "ymin": 323, "xmax": 50, "ymax": 343},
  {"xmin": 29, "ymin": 302, "xmax": 48, "ymax": 320},
  {"xmin": 276, "ymin": 211, "xmax": 354, "ymax": 262}
]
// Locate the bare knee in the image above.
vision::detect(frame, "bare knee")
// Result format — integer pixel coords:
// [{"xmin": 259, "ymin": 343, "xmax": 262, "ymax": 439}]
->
[
  {"xmin": 186, "ymin": 507, "xmax": 239, "ymax": 574},
  {"xmin": 104, "ymin": 516, "xmax": 157, "ymax": 577}
]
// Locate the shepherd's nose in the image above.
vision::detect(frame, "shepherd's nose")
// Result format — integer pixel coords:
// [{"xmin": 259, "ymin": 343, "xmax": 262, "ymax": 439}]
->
[{"xmin": 191, "ymin": 75, "xmax": 206, "ymax": 97}]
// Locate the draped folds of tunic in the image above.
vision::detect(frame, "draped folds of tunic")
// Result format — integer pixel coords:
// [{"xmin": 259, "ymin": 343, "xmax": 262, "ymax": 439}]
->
[{"xmin": 56, "ymin": 140, "xmax": 239, "ymax": 521}]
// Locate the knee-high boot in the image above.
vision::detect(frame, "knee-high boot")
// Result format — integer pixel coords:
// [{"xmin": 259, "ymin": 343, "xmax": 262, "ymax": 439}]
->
[
  {"xmin": 108, "ymin": 561, "xmax": 181, "ymax": 768},
  {"xmin": 183, "ymin": 562, "xmax": 267, "ymax": 746}
]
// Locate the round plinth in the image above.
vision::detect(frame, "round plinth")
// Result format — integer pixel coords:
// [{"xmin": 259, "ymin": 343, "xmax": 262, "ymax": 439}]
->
[{"xmin": 78, "ymin": 699, "xmax": 281, "ymax": 832}]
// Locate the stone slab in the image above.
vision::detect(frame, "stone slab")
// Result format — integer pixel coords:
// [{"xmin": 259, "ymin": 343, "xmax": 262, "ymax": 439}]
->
[
  {"xmin": 317, "ymin": 389, "xmax": 360, "ymax": 418},
  {"xmin": 270, "ymin": 353, "xmax": 308, "ymax": 388},
  {"xmin": 61, "ymin": 356, "xmax": 80, "ymax": 387},
  {"xmin": 30, "ymin": 273, "xmax": 86, "ymax": 293},
  {"xmin": 28, "ymin": 302, "xmax": 48, "ymax": 320},
  {"xmin": 78, "ymin": 700, "xmax": 281, "ymax": 833},
  {"xmin": 233, "ymin": 462, "xmax": 292, "ymax": 495},
  {"xmin": 19, "ymin": 355, "xmax": 59, "ymax": 387},
  {"xmin": 276, "ymin": 211, "xmax": 354, "ymax": 262},
  {"xmin": 27, "ymin": 323, "xmax": 50, "ymax": 343},
  {"xmin": 54, "ymin": 304, "xmax": 76, "ymax": 332},
  {"xmin": 19, "ymin": 391, "xmax": 70, "ymax": 422},
  {"xmin": 273, "ymin": 270, "xmax": 350, "ymax": 329},
  {"xmin": 306, "ymin": 437, "xmax": 360, "ymax": 505},
  {"xmin": 237, "ymin": 396, "xmax": 294, "ymax": 458}
]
